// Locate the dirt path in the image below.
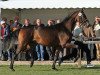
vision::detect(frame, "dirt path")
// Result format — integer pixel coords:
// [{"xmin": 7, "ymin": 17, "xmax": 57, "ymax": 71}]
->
[{"xmin": 0, "ymin": 61, "xmax": 100, "ymax": 65}]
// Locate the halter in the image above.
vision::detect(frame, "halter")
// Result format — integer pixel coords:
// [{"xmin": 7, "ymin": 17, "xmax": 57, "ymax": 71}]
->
[{"xmin": 78, "ymin": 12, "xmax": 89, "ymax": 26}]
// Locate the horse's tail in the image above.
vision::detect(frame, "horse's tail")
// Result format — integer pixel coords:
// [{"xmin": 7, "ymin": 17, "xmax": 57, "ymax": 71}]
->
[
  {"xmin": 12, "ymin": 28, "xmax": 20, "ymax": 39},
  {"xmin": 8, "ymin": 29, "xmax": 20, "ymax": 52}
]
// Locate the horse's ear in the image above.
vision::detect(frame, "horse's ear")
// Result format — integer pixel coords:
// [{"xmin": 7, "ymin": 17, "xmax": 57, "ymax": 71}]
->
[{"xmin": 81, "ymin": 8, "xmax": 85, "ymax": 12}]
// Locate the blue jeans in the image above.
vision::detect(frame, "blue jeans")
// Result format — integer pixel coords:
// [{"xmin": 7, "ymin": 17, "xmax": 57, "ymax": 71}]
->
[{"xmin": 36, "ymin": 44, "xmax": 44, "ymax": 60}]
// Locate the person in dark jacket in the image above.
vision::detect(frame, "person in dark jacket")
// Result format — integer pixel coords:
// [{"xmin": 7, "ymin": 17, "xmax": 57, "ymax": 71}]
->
[
  {"xmin": 22, "ymin": 19, "xmax": 32, "ymax": 28},
  {"xmin": 46, "ymin": 19, "xmax": 54, "ymax": 60}
]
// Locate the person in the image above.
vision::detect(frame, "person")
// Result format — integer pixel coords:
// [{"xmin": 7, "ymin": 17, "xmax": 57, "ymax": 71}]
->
[
  {"xmin": 0, "ymin": 21, "xmax": 10, "ymax": 61},
  {"xmin": 35, "ymin": 19, "xmax": 45, "ymax": 61},
  {"xmin": 13, "ymin": 16, "xmax": 22, "ymax": 29},
  {"xmin": 9, "ymin": 20, "xmax": 14, "ymax": 31},
  {"xmin": 59, "ymin": 21, "xmax": 94, "ymax": 67},
  {"xmin": 46, "ymin": 19, "xmax": 54, "ymax": 60},
  {"xmin": 22, "ymin": 19, "xmax": 32, "ymax": 28},
  {"xmin": 2, "ymin": 17, "xmax": 10, "ymax": 34},
  {"xmin": 93, "ymin": 16, "xmax": 100, "ymax": 60},
  {"xmin": 74, "ymin": 21, "xmax": 94, "ymax": 67}
]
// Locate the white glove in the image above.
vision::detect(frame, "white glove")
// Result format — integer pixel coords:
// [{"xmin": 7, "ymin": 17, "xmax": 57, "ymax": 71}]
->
[{"xmin": 79, "ymin": 33, "xmax": 83, "ymax": 36}]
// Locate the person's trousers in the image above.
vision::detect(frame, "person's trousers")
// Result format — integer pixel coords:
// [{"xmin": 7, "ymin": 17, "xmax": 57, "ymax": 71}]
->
[{"xmin": 36, "ymin": 44, "xmax": 44, "ymax": 60}]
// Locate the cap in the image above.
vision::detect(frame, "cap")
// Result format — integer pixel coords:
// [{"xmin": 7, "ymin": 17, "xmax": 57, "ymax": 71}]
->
[{"xmin": 0, "ymin": 21, "xmax": 5, "ymax": 25}]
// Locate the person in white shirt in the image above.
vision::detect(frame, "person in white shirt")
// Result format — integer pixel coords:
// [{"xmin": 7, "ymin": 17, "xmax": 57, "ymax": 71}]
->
[
  {"xmin": 59, "ymin": 21, "xmax": 94, "ymax": 67},
  {"xmin": 73, "ymin": 21, "xmax": 83, "ymax": 41},
  {"xmin": 94, "ymin": 16, "xmax": 100, "ymax": 60},
  {"xmin": 73, "ymin": 21, "xmax": 94, "ymax": 67}
]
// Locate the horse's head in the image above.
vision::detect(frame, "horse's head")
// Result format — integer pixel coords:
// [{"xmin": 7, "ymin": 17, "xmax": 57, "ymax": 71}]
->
[
  {"xmin": 75, "ymin": 9, "xmax": 90, "ymax": 27},
  {"xmin": 63, "ymin": 9, "xmax": 89, "ymax": 32}
]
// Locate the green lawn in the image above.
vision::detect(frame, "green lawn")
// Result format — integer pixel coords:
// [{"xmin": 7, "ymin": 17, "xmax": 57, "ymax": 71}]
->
[{"xmin": 0, "ymin": 65, "xmax": 100, "ymax": 75}]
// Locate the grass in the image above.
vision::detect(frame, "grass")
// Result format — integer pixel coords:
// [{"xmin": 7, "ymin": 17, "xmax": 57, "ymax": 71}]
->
[{"xmin": 0, "ymin": 65, "xmax": 100, "ymax": 75}]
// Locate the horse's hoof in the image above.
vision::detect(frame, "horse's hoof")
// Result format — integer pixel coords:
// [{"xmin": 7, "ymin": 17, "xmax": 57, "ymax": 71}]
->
[
  {"xmin": 58, "ymin": 59, "xmax": 62, "ymax": 66},
  {"xmin": 52, "ymin": 67, "xmax": 58, "ymax": 71},
  {"xmin": 9, "ymin": 67, "xmax": 15, "ymax": 71},
  {"xmin": 10, "ymin": 68, "xmax": 15, "ymax": 71},
  {"xmin": 30, "ymin": 65, "xmax": 33, "ymax": 68},
  {"xmin": 74, "ymin": 59, "xmax": 77, "ymax": 62},
  {"xmin": 11, "ymin": 69, "xmax": 15, "ymax": 71},
  {"xmin": 74, "ymin": 58, "xmax": 78, "ymax": 62}
]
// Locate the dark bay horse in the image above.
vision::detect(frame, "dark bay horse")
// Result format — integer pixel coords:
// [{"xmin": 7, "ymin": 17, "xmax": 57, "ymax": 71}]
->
[{"xmin": 9, "ymin": 9, "xmax": 88, "ymax": 71}]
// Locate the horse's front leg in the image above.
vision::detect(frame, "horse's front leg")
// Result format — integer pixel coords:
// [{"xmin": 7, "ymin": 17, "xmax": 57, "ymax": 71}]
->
[
  {"xmin": 58, "ymin": 43, "xmax": 79, "ymax": 66},
  {"xmin": 52, "ymin": 49, "xmax": 60, "ymax": 70},
  {"xmin": 29, "ymin": 43, "xmax": 37, "ymax": 67}
]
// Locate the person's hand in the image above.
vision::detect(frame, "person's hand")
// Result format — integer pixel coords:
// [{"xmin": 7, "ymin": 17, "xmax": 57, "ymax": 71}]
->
[
  {"xmin": 0, "ymin": 37, "xmax": 3, "ymax": 39},
  {"xmin": 79, "ymin": 33, "xmax": 83, "ymax": 36}
]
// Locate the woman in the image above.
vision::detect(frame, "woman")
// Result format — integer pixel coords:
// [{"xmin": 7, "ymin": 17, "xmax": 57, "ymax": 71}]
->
[
  {"xmin": 93, "ymin": 16, "xmax": 100, "ymax": 60},
  {"xmin": 35, "ymin": 19, "xmax": 45, "ymax": 61}
]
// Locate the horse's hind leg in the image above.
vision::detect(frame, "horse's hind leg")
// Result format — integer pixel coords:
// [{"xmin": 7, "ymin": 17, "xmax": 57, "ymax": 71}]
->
[
  {"xmin": 52, "ymin": 49, "xmax": 60, "ymax": 70},
  {"xmin": 30, "ymin": 49, "xmax": 35, "ymax": 67},
  {"xmin": 10, "ymin": 50, "xmax": 20, "ymax": 71},
  {"xmin": 29, "ymin": 43, "xmax": 36, "ymax": 67},
  {"xmin": 10, "ymin": 44, "xmax": 22, "ymax": 71}
]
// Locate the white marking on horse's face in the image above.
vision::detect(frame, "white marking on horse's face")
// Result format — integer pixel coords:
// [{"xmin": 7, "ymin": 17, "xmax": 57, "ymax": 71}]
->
[{"xmin": 78, "ymin": 12, "xmax": 82, "ymax": 16}]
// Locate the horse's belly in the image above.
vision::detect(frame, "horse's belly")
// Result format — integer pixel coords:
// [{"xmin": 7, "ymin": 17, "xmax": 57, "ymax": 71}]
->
[{"xmin": 36, "ymin": 38, "xmax": 55, "ymax": 46}]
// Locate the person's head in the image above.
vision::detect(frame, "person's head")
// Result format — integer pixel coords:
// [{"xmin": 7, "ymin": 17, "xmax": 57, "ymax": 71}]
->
[
  {"xmin": 36, "ymin": 19, "xmax": 41, "ymax": 26},
  {"xmin": 0, "ymin": 21, "xmax": 6, "ymax": 28},
  {"xmin": 76, "ymin": 21, "xmax": 81, "ymax": 27},
  {"xmin": 9, "ymin": 20, "xmax": 14, "ymax": 25},
  {"xmin": 14, "ymin": 16, "xmax": 19, "ymax": 23},
  {"xmin": 51, "ymin": 20, "xmax": 55, "ymax": 25},
  {"xmin": 2, "ymin": 17, "xmax": 7, "ymax": 23},
  {"xmin": 24, "ymin": 19, "xmax": 30, "ymax": 26},
  {"xmin": 95, "ymin": 16, "xmax": 100, "ymax": 24},
  {"xmin": 47, "ymin": 19, "xmax": 53, "ymax": 26}
]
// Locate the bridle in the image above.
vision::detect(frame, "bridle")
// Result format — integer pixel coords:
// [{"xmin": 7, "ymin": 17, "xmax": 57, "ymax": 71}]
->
[{"xmin": 77, "ymin": 12, "xmax": 89, "ymax": 26}]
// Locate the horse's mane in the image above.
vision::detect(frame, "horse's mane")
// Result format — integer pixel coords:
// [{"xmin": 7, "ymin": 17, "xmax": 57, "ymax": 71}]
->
[
  {"xmin": 61, "ymin": 10, "xmax": 80, "ymax": 24},
  {"xmin": 43, "ymin": 10, "xmax": 81, "ymax": 30}
]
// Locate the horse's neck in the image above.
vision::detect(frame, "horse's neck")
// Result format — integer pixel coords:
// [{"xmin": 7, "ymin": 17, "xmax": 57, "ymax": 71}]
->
[{"xmin": 65, "ymin": 18, "xmax": 76, "ymax": 32}]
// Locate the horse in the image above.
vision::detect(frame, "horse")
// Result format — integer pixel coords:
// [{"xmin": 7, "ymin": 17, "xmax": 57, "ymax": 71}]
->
[{"xmin": 9, "ymin": 9, "xmax": 88, "ymax": 71}]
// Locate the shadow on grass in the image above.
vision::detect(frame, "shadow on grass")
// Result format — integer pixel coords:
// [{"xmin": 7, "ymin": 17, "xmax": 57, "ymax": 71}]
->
[{"xmin": 57, "ymin": 65, "xmax": 100, "ymax": 71}]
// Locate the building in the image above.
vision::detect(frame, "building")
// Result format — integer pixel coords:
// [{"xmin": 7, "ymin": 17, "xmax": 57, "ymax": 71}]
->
[{"xmin": 0, "ymin": 0, "xmax": 100, "ymax": 24}]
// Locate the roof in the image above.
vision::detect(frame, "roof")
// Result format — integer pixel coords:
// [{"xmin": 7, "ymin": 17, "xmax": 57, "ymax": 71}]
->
[{"xmin": 0, "ymin": 0, "xmax": 100, "ymax": 9}]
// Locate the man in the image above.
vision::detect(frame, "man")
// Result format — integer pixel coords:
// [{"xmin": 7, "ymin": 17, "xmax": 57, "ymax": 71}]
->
[
  {"xmin": 13, "ymin": 16, "xmax": 22, "ymax": 28},
  {"xmin": 0, "ymin": 21, "xmax": 10, "ymax": 60},
  {"xmin": 73, "ymin": 21, "xmax": 94, "ymax": 67}
]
